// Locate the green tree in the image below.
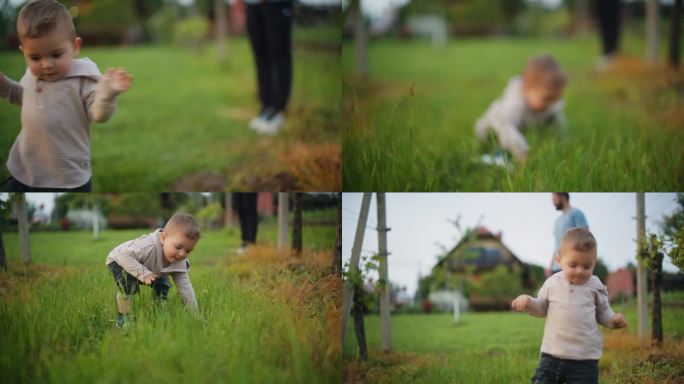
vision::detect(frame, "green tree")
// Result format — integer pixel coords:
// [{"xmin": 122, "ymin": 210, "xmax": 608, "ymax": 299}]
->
[{"xmin": 638, "ymin": 193, "xmax": 684, "ymax": 347}]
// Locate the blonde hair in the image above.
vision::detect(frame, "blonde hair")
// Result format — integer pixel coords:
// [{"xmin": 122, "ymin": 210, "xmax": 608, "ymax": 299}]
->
[
  {"xmin": 17, "ymin": 0, "xmax": 75, "ymax": 39},
  {"xmin": 523, "ymin": 54, "xmax": 567, "ymax": 90},
  {"xmin": 164, "ymin": 212, "xmax": 201, "ymax": 241},
  {"xmin": 559, "ymin": 227, "xmax": 596, "ymax": 256}
]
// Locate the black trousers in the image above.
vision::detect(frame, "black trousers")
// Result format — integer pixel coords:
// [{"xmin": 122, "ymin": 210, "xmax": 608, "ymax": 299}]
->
[
  {"xmin": 108, "ymin": 262, "xmax": 170, "ymax": 300},
  {"xmin": 234, "ymin": 193, "xmax": 258, "ymax": 246},
  {"xmin": 1, "ymin": 176, "xmax": 92, "ymax": 192},
  {"xmin": 596, "ymin": 0, "xmax": 622, "ymax": 56},
  {"xmin": 246, "ymin": 1, "xmax": 294, "ymax": 113}
]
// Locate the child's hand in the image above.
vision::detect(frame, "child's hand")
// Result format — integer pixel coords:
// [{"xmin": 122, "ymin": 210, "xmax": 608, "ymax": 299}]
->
[
  {"xmin": 511, "ymin": 295, "xmax": 531, "ymax": 312},
  {"xmin": 102, "ymin": 68, "xmax": 133, "ymax": 95},
  {"xmin": 612, "ymin": 313, "xmax": 627, "ymax": 328},
  {"xmin": 143, "ymin": 273, "xmax": 157, "ymax": 285}
]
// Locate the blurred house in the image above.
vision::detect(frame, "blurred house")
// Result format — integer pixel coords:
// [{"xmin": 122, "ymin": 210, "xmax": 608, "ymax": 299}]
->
[
  {"xmin": 433, "ymin": 226, "xmax": 533, "ymax": 311},
  {"xmin": 404, "ymin": 14, "xmax": 447, "ymax": 46},
  {"xmin": 606, "ymin": 268, "xmax": 634, "ymax": 301},
  {"xmin": 437, "ymin": 226, "xmax": 531, "ymax": 280},
  {"xmin": 66, "ymin": 209, "xmax": 107, "ymax": 230}
]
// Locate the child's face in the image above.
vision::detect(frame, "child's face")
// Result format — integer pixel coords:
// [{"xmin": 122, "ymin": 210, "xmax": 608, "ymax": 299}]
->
[
  {"xmin": 556, "ymin": 248, "xmax": 596, "ymax": 285},
  {"xmin": 160, "ymin": 230, "xmax": 198, "ymax": 264},
  {"xmin": 523, "ymin": 83, "xmax": 563, "ymax": 112},
  {"xmin": 20, "ymin": 30, "xmax": 81, "ymax": 82}
]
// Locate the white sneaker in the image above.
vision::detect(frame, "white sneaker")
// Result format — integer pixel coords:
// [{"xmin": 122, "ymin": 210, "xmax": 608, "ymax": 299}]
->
[
  {"xmin": 480, "ymin": 150, "xmax": 513, "ymax": 171},
  {"xmin": 253, "ymin": 112, "xmax": 284, "ymax": 135},
  {"xmin": 249, "ymin": 115, "xmax": 265, "ymax": 131}
]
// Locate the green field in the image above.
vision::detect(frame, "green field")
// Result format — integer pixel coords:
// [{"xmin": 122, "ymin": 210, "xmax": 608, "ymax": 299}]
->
[
  {"xmin": 0, "ymin": 213, "xmax": 341, "ymax": 383},
  {"xmin": 343, "ymin": 299, "xmax": 684, "ymax": 383},
  {"xmin": 342, "ymin": 36, "xmax": 684, "ymax": 191},
  {"xmin": 0, "ymin": 35, "xmax": 341, "ymax": 191}
]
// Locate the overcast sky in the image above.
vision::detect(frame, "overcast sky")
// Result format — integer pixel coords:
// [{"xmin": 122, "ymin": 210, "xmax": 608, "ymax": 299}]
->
[{"xmin": 343, "ymin": 193, "xmax": 682, "ymax": 295}]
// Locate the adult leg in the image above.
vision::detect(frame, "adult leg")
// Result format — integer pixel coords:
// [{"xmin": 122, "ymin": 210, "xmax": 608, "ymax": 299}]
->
[
  {"xmin": 246, "ymin": 3, "xmax": 272, "ymax": 112},
  {"xmin": 243, "ymin": 193, "xmax": 258, "ymax": 244},
  {"xmin": 234, "ymin": 193, "xmax": 250, "ymax": 247},
  {"xmin": 263, "ymin": 1, "xmax": 294, "ymax": 113},
  {"xmin": 596, "ymin": 0, "xmax": 622, "ymax": 56}
]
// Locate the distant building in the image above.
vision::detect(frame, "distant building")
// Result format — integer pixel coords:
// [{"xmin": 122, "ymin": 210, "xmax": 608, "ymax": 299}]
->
[
  {"xmin": 431, "ymin": 226, "xmax": 534, "ymax": 311},
  {"xmin": 606, "ymin": 268, "xmax": 634, "ymax": 301}
]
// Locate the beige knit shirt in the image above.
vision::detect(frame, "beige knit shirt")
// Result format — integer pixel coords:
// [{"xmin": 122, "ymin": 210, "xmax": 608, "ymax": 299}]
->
[
  {"xmin": 526, "ymin": 272, "xmax": 617, "ymax": 360},
  {"xmin": 106, "ymin": 229, "xmax": 198, "ymax": 311},
  {"xmin": 0, "ymin": 58, "xmax": 118, "ymax": 188}
]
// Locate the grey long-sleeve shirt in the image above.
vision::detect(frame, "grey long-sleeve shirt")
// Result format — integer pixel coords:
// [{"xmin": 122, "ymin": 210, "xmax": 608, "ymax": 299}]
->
[
  {"xmin": 525, "ymin": 272, "xmax": 617, "ymax": 360},
  {"xmin": 106, "ymin": 229, "xmax": 198, "ymax": 311},
  {"xmin": 0, "ymin": 58, "xmax": 118, "ymax": 188}
]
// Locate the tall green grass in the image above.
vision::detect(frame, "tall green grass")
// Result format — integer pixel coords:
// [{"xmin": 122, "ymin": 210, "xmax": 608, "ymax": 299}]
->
[
  {"xmin": 342, "ymin": 37, "xmax": 684, "ymax": 191},
  {"xmin": 0, "ymin": 212, "xmax": 341, "ymax": 383},
  {"xmin": 344, "ymin": 298, "xmax": 684, "ymax": 383}
]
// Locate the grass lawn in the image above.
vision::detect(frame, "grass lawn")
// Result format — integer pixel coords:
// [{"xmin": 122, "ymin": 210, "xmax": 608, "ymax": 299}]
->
[
  {"xmin": 343, "ymin": 298, "xmax": 684, "ymax": 383},
  {"xmin": 342, "ymin": 36, "xmax": 684, "ymax": 191},
  {"xmin": 0, "ymin": 213, "xmax": 341, "ymax": 383},
  {"xmin": 0, "ymin": 33, "xmax": 340, "ymax": 191}
]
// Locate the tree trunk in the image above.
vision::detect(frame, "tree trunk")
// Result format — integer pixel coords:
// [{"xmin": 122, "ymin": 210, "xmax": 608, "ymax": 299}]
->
[
  {"xmin": 376, "ymin": 193, "xmax": 392, "ymax": 352},
  {"xmin": 646, "ymin": 0, "xmax": 660, "ymax": 64},
  {"xmin": 291, "ymin": 193, "xmax": 302, "ymax": 256},
  {"xmin": 332, "ymin": 192, "xmax": 342, "ymax": 275},
  {"xmin": 352, "ymin": 284, "xmax": 367, "ymax": 361},
  {"xmin": 652, "ymin": 248, "xmax": 664, "ymax": 347},
  {"xmin": 224, "ymin": 193, "xmax": 233, "ymax": 228},
  {"xmin": 574, "ymin": 0, "xmax": 591, "ymax": 36},
  {"xmin": 0, "ymin": 229, "xmax": 5, "ymax": 271},
  {"xmin": 215, "ymin": 0, "xmax": 229, "ymax": 61},
  {"xmin": 277, "ymin": 193, "xmax": 289, "ymax": 252},
  {"xmin": 351, "ymin": 0, "xmax": 368, "ymax": 77},
  {"xmin": 16, "ymin": 193, "xmax": 31, "ymax": 263},
  {"xmin": 669, "ymin": 0, "xmax": 682, "ymax": 70}
]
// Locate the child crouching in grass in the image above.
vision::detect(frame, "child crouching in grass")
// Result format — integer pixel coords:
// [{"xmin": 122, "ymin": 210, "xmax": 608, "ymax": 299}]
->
[
  {"xmin": 511, "ymin": 227, "xmax": 627, "ymax": 384},
  {"xmin": 106, "ymin": 212, "xmax": 200, "ymax": 328},
  {"xmin": 475, "ymin": 55, "xmax": 567, "ymax": 165}
]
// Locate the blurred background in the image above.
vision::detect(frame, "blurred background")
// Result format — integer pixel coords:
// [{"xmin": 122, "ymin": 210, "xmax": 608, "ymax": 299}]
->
[{"xmin": 342, "ymin": 0, "xmax": 684, "ymax": 191}]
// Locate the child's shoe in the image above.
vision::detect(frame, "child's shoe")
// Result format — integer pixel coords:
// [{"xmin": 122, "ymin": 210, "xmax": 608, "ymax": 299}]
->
[
  {"xmin": 115, "ymin": 314, "xmax": 132, "ymax": 329},
  {"xmin": 480, "ymin": 149, "xmax": 513, "ymax": 171}
]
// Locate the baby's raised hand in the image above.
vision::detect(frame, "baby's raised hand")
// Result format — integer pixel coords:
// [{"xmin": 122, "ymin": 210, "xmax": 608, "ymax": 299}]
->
[
  {"xmin": 511, "ymin": 295, "xmax": 531, "ymax": 312},
  {"xmin": 102, "ymin": 67, "xmax": 133, "ymax": 95},
  {"xmin": 612, "ymin": 313, "xmax": 627, "ymax": 328}
]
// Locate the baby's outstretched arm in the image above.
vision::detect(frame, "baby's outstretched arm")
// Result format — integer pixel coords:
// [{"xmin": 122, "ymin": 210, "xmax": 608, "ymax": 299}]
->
[
  {"xmin": 0, "ymin": 70, "xmax": 23, "ymax": 106},
  {"xmin": 89, "ymin": 67, "xmax": 133, "ymax": 123}
]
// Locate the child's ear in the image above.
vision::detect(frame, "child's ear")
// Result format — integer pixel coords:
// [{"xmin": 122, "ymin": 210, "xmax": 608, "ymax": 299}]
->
[
  {"xmin": 555, "ymin": 254, "xmax": 561, "ymax": 264},
  {"xmin": 159, "ymin": 229, "xmax": 166, "ymax": 242},
  {"xmin": 72, "ymin": 37, "xmax": 81, "ymax": 55}
]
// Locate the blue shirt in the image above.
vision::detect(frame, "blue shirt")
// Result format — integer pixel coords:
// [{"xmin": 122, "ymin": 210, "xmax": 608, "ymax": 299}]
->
[{"xmin": 551, "ymin": 207, "xmax": 589, "ymax": 271}]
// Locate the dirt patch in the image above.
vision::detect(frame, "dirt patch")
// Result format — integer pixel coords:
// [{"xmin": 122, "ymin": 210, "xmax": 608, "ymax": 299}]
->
[
  {"xmin": 344, "ymin": 351, "xmax": 435, "ymax": 384},
  {"xmin": 171, "ymin": 171, "xmax": 226, "ymax": 191},
  {"xmin": 280, "ymin": 142, "xmax": 341, "ymax": 191},
  {"xmin": 0, "ymin": 262, "xmax": 77, "ymax": 299}
]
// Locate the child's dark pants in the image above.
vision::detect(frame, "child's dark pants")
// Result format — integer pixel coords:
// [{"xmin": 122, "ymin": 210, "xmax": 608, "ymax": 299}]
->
[
  {"xmin": 108, "ymin": 262, "xmax": 170, "ymax": 300},
  {"xmin": 531, "ymin": 353, "xmax": 599, "ymax": 384}
]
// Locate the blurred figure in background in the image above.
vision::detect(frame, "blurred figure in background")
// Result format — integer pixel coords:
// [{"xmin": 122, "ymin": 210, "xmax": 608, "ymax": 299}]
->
[
  {"xmin": 234, "ymin": 192, "xmax": 258, "ymax": 254},
  {"xmin": 245, "ymin": 0, "xmax": 294, "ymax": 135},
  {"xmin": 595, "ymin": 0, "xmax": 623, "ymax": 70}
]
